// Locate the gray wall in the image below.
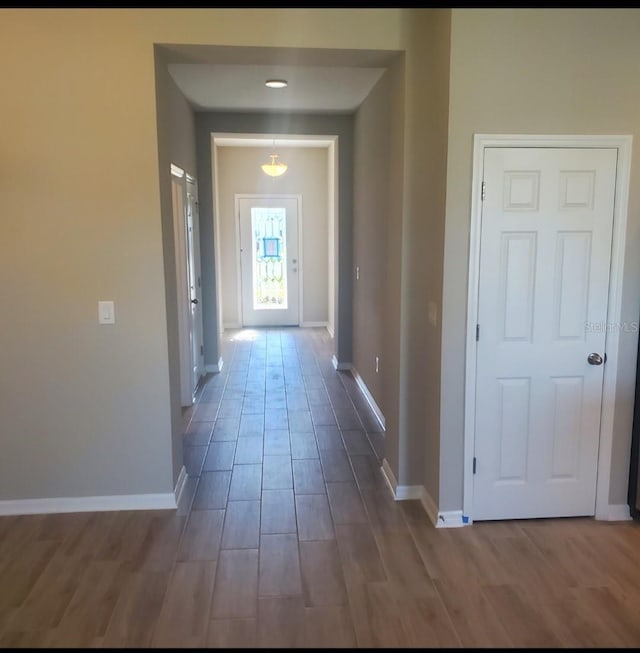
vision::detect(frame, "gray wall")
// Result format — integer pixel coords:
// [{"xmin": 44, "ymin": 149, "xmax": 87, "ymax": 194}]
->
[
  {"xmin": 353, "ymin": 70, "xmax": 392, "ymax": 410},
  {"xmin": 195, "ymin": 112, "xmax": 354, "ymax": 369},
  {"xmin": 441, "ymin": 8, "xmax": 640, "ymax": 510},
  {"xmin": 154, "ymin": 46, "xmax": 199, "ymax": 485},
  {"xmin": 216, "ymin": 146, "xmax": 329, "ymax": 327},
  {"xmin": 382, "ymin": 57, "xmax": 408, "ymax": 482},
  {"xmin": 353, "ymin": 58, "xmax": 405, "ymax": 475},
  {"xmin": 397, "ymin": 10, "xmax": 451, "ymax": 495}
]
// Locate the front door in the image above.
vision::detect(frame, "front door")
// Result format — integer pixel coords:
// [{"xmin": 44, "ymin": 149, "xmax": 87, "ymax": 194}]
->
[
  {"xmin": 473, "ymin": 147, "xmax": 617, "ymax": 520},
  {"xmin": 238, "ymin": 196, "xmax": 300, "ymax": 327}
]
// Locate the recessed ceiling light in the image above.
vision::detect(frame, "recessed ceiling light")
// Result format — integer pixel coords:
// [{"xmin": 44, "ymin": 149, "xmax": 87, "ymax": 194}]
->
[{"xmin": 265, "ymin": 79, "xmax": 288, "ymax": 89}]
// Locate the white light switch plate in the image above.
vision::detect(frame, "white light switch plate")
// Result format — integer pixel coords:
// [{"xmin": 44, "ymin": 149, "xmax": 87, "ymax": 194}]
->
[{"xmin": 98, "ymin": 300, "xmax": 115, "ymax": 324}]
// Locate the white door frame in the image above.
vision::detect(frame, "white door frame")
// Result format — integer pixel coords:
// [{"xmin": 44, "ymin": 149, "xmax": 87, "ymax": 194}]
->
[
  {"xmin": 171, "ymin": 163, "xmax": 194, "ymax": 406},
  {"xmin": 463, "ymin": 134, "xmax": 633, "ymax": 523},
  {"xmin": 186, "ymin": 174, "xmax": 205, "ymax": 387},
  {"xmin": 234, "ymin": 193, "xmax": 304, "ymax": 328}
]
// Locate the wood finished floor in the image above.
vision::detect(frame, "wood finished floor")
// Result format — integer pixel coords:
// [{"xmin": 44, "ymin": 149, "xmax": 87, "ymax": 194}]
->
[{"xmin": 2, "ymin": 327, "xmax": 640, "ymax": 648}]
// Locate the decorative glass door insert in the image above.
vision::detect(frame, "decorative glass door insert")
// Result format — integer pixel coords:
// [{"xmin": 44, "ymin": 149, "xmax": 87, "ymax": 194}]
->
[{"xmin": 251, "ymin": 207, "xmax": 288, "ymax": 310}]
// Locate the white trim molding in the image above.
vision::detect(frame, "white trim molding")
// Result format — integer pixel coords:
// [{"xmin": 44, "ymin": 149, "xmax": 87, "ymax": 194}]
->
[
  {"xmin": 381, "ymin": 459, "xmax": 422, "ymax": 500},
  {"xmin": 418, "ymin": 487, "xmax": 439, "ymax": 525},
  {"xmin": 205, "ymin": 357, "xmax": 224, "ymax": 374},
  {"xmin": 174, "ymin": 465, "xmax": 188, "ymax": 507},
  {"xmin": 170, "ymin": 163, "xmax": 185, "ymax": 178},
  {"xmin": 381, "ymin": 460, "xmax": 469, "ymax": 528},
  {"xmin": 436, "ymin": 510, "xmax": 469, "ymax": 528},
  {"xmin": 331, "ymin": 355, "xmax": 352, "ymax": 371},
  {"xmin": 381, "ymin": 458, "xmax": 398, "ymax": 496},
  {"xmin": 300, "ymin": 321, "xmax": 329, "ymax": 329},
  {"xmin": 463, "ymin": 134, "xmax": 634, "ymax": 523},
  {"xmin": 0, "ymin": 492, "xmax": 177, "ymax": 516},
  {"xmin": 605, "ymin": 504, "xmax": 632, "ymax": 522},
  {"xmin": 223, "ymin": 322, "xmax": 242, "ymax": 330},
  {"xmin": 351, "ymin": 367, "xmax": 386, "ymax": 430}
]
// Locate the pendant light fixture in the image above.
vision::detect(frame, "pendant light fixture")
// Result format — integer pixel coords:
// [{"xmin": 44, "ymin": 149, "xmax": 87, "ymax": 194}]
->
[{"xmin": 261, "ymin": 140, "xmax": 288, "ymax": 177}]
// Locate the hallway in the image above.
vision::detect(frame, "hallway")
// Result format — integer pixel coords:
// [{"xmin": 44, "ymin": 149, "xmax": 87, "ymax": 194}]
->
[{"xmin": 179, "ymin": 326, "xmax": 390, "ymax": 647}]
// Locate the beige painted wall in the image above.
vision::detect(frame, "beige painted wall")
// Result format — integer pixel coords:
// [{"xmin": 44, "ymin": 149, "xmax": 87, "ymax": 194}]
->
[
  {"xmin": 216, "ymin": 146, "xmax": 329, "ymax": 327},
  {"xmin": 398, "ymin": 10, "xmax": 451, "ymax": 495},
  {"xmin": 0, "ymin": 10, "xmax": 174, "ymax": 498},
  {"xmin": 441, "ymin": 8, "xmax": 640, "ymax": 510},
  {"xmin": 10, "ymin": 7, "xmax": 634, "ymax": 517},
  {"xmin": 0, "ymin": 8, "xmax": 405, "ymax": 501}
]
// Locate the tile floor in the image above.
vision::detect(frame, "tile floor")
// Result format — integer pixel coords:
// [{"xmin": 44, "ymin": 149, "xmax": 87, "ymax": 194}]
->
[{"xmin": 178, "ymin": 327, "xmax": 388, "ymax": 647}]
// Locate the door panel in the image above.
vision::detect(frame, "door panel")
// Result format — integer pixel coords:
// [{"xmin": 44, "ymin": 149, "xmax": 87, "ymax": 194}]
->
[
  {"xmin": 238, "ymin": 197, "xmax": 300, "ymax": 327},
  {"xmin": 473, "ymin": 147, "xmax": 617, "ymax": 520}
]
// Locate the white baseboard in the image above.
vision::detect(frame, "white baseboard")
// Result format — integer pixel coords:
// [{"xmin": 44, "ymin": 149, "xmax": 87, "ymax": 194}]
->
[
  {"xmin": 418, "ymin": 486, "xmax": 439, "ymax": 525},
  {"xmin": 396, "ymin": 485, "xmax": 424, "ymax": 500},
  {"xmin": 205, "ymin": 357, "xmax": 224, "ymax": 374},
  {"xmin": 420, "ymin": 489, "xmax": 469, "ymax": 527},
  {"xmin": 381, "ymin": 460, "xmax": 469, "ymax": 528},
  {"xmin": 327, "ymin": 323, "xmax": 335, "ymax": 338},
  {"xmin": 603, "ymin": 503, "xmax": 632, "ymax": 521},
  {"xmin": 223, "ymin": 322, "xmax": 241, "ymax": 330},
  {"xmin": 351, "ymin": 367, "xmax": 386, "ymax": 431},
  {"xmin": 174, "ymin": 465, "xmax": 187, "ymax": 507},
  {"xmin": 436, "ymin": 509, "xmax": 469, "ymax": 528},
  {"xmin": 300, "ymin": 321, "xmax": 328, "ymax": 328},
  {"xmin": 331, "ymin": 354, "xmax": 352, "ymax": 371},
  {"xmin": 380, "ymin": 459, "xmax": 422, "ymax": 499},
  {"xmin": 380, "ymin": 458, "xmax": 397, "ymax": 496},
  {"xmin": 0, "ymin": 491, "xmax": 178, "ymax": 516},
  {"xmin": 420, "ymin": 488, "xmax": 471, "ymax": 528}
]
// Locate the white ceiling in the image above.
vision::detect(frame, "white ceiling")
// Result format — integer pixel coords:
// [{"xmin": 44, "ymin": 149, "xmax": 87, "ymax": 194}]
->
[{"xmin": 168, "ymin": 63, "xmax": 386, "ymax": 113}]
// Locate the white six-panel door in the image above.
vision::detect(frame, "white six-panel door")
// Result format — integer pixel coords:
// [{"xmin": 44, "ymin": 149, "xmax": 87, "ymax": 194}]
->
[{"xmin": 473, "ymin": 147, "xmax": 617, "ymax": 520}]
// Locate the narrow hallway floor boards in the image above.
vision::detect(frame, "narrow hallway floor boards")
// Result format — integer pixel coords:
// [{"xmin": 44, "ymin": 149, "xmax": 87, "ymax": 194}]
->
[{"xmin": 2, "ymin": 327, "xmax": 640, "ymax": 647}]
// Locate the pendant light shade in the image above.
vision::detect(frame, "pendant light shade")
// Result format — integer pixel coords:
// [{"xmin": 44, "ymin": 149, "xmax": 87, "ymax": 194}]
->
[{"xmin": 261, "ymin": 153, "xmax": 288, "ymax": 177}]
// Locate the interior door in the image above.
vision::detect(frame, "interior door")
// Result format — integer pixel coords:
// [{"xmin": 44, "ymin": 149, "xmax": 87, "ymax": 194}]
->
[
  {"xmin": 238, "ymin": 196, "xmax": 300, "ymax": 327},
  {"xmin": 186, "ymin": 177, "xmax": 204, "ymax": 391},
  {"xmin": 171, "ymin": 173, "xmax": 192, "ymax": 406},
  {"xmin": 473, "ymin": 147, "xmax": 617, "ymax": 520}
]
